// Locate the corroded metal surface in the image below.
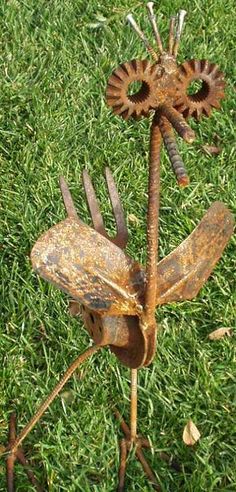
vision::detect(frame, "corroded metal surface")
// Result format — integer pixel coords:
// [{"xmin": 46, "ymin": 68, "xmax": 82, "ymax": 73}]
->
[
  {"xmin": 2, "ymin": 4, "xmax": 234, "ymax": 492},
  {"xmin": 31, "ymin": 218, "xmax": 144, "ymax": 316},
  {"xmin": 158, "ymin": 114, "xmax": 189, "ymax": 186},
  {"xmin": 174, "ymin": 59, "xmax": 225, "ymax": 119},
  {"xmin": 31, "ymin": 197, "xmax": 233, "ymax": 367},
  {"xmin": 106, "ymin": 57, "xmax": 178, "ymax": 120},
  {"xmin": 155, "ymin": 201, "xmax": 234, "ymax": 304}
]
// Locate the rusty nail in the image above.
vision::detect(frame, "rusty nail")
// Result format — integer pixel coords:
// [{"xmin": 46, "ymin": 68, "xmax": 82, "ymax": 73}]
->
[
  {"xmin": 160, "ymin": 104, "xmax": 195, "ymax": 143},
  {"xmin": 146, "ymin": 2, "xmax": 164, "ymax": 54},
  {"xmin": 158, "ymin": 115, "xmax": 190, "ymax": 186},
  {"xmin": 126, "ymin": 14, "xmax": 158, "ymax": 61},
  {"xmin": 168, "ymin": 16, "xmax": 176, "ymax": 54},
  {"xmin": 173, "ymin": 9, "xmax": 187, "ymax": 57}
]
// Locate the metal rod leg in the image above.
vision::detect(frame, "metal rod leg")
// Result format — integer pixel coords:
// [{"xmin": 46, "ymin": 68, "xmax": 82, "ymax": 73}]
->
[
  {"xmin": 136, "ymin": 447, "xmax": 161, "ymax": 491},
  {"xmin": 117, "ymin": 438, "xmax": 128, "ymax": 492},
  {"xmin": 6, "ymin": 345, "xmax": 100, "ymax": 456},
  {"xmin": 130, "ymin": 369, "xmax": 138, "ymax": 442},
  {"xmin": 16, "ymin": 449, "xmax": 43, "ymax": 492},
  {"xmin": 6, "ymin": 413, "xmax": 17, "ymax": 492}
]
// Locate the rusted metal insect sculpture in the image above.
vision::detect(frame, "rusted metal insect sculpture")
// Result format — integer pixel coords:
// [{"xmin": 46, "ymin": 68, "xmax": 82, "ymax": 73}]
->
[{"xmin": 2, "ymin": 4, "xmax": 234, "ymax": 491}]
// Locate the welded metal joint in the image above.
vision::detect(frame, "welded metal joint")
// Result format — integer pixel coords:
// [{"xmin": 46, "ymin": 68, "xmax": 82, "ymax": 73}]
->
[{"xmin": 1, "ymin": 3, "xmax": 233, "ymax": 492}]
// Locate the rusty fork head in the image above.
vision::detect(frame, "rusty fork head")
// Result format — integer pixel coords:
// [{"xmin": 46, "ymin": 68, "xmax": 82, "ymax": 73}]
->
[{"xmin": 60, "ymin": 168, "xmax": 128, "ymax": 249}]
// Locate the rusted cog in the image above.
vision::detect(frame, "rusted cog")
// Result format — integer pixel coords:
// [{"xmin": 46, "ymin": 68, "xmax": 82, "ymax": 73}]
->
[
  {"xmin": 106, "ymin": 59, "xmax": 162, "ymax": 120},
  {"xmin": 174, "ymin": 59, "xmax": 225, "ymax": 120}
]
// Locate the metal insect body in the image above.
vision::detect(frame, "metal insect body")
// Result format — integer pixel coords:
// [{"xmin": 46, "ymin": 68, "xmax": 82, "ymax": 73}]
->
[{"xmin": 1, "ymin": 4, "xmax": 234, "ymax": 491}]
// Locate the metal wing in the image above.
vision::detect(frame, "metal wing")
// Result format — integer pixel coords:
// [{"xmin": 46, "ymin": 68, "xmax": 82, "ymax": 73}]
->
[
  {"xmin": 156, "ymin": 201, "xmax": 234, "ymax": 305},
  {"xmin": 31, "ymin": 218, "xmax": 144, "ymax": 316}
]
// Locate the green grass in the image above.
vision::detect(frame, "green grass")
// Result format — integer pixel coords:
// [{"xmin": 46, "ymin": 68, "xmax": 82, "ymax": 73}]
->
[{"xmin": 0, "ymin": 0, "xmax": 235, "ymax": 490}]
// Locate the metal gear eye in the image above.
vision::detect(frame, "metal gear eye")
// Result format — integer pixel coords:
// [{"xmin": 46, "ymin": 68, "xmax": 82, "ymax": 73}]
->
[
  {"xmin": 106, "ymin": 59, "xmax": 162, "ymax": 120},
  {"xmin": 174, "ymin": 59, "xmax": 225, "ymax": 120}
]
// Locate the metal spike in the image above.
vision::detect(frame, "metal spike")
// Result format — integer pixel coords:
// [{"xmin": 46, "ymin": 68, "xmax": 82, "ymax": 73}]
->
[
  {"xmin": 146, "ymin": 2, "xmax": 164, "ymax": 53},
  {"xmin": 59, "ymin": 176, "xmax": 79, "ymax": 220},
  {"xmin": 126, "ymin": 14, "xmax": 158, "ymax": 61},
  {"xmin": 173, "ymin": 9, "xmax": 187, "ymax": 57},
  {"xmin": 82, "ymin": 170, "xmax": 107, "ymax": 237},
  {"xmin": 168, "ymin": 16, "xmax": 176, "ymax": 54},
  {"xmin": 105, "ymin": 168, "xmax": 128, "ymax": 249}
]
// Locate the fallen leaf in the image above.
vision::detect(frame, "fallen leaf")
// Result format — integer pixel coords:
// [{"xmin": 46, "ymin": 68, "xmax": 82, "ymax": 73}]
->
[
  {"xmin": 201, "ymin": 145, "xmax": 221, "ymax": 156},
  {"xmin": 39, "ymin": 322, "xmax": 47, "ymax": 338},
  {"xmin": 61, "ymin": 390, "xmax": 75, "ymax": 404},
  {"xmin": 183, "ymin": 420, "xmax": 201, "ymax": 446},
  {"xmin": 0, "ymin": 445, "xmax": 6, "ymax": 456},
  {"xmin": 128, "ymin": 213, "xmax": 140, "ymax": 225},
  {"xmin": 69, "ymin": 300, "xmax": 81, "ymax": 317},
  {"xmin": 208, "ymin": 327, "xmax": 232, "ymax": 340}
]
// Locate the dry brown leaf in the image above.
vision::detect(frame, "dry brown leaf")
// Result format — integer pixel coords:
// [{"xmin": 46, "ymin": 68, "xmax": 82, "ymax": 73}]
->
[
  {"xmin": 69, "ymin": 300, "xmax": 81, "ymax": 317},
  {"xmin": 128, "ymin": 213, "xmax": 140, "ymax": 225},
  {"xmin": 61, "ymin": 390, "xmax": 75, "ymax": 404},
  {"xmin": 201, "ymin": 145, "xmax": 221, "ymax": 156},
  {"xmin": 208, "ymin": 327, "xmax": 232, "ymax": 340},
  {"xmin": 183, "ymin": 420, "xmax": 201, "ymax": 446},
  {"xmin": 39, "ymin": 322, "xmax": 47, "ymax": 337},
  {"xmin": 0, "ymin": 445, "xmax": 6, "ymax": 456}
]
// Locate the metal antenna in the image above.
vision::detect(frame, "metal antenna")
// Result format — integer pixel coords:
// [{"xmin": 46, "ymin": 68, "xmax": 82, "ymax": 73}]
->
[
  {"xmin": 168, "ymin": 15, "xmax": 176, "ymax": 54},
  {"xmin": 173, "ymin": 9, "xmax": 187, "ymax": 57},
  {"xmin": 146, "ymin": 2, "xmax": 164, "ymax": 54},
  {"xmin": 126, "ymin": 14, "xmax": 158, "ymax": 61}
]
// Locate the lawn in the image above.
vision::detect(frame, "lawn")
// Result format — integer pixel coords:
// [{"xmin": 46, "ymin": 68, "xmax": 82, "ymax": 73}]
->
[{"xmin": 0, "ymin": 0, "xmax": 235, "ymax": 491}]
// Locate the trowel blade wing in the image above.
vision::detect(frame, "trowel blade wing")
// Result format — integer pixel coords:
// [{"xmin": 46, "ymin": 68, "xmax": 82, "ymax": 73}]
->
[
  {"xmin": 31, "ymin": 218, "xmax": 144, "ymax": 316},
  {"xmin": 156, "ymin": 202, "xmax": 234, "ymax": 305}
]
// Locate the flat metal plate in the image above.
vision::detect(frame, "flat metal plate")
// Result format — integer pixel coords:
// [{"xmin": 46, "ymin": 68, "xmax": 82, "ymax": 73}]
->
[
  {"xmin": 31, "ymin": 218, "xmax": 144, "ymax": 316},
  {"xmin": 156, "ymin": 201, "xmax": 234, "ymax": 304}
]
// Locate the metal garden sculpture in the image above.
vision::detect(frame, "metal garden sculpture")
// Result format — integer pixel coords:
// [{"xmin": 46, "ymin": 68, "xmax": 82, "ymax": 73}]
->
[{"xmin": 2, "ymin": 4, "xmax": 234, "ymax": 491}]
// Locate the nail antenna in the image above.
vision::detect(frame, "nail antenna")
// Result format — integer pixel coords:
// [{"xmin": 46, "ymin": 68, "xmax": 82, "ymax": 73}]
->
[
  {"xmin": 126, "ymin": 14, "xmax": 158, "ymax": 61},
  {"xmin": 173, "ymin": 9, "xmax": 187, "ymax": 57},
  {"xmin": 168, "ymin": 16, "xmax": 176, "ymax": 54},
  {"xmin": 146, "ymin": 2, "xmax": 164, "ymax": 54}
]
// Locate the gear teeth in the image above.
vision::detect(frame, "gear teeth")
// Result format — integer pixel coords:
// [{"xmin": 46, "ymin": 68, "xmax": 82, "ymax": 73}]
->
[
  {"xmin": 106, "ymin": 59, "xmax": 162, "ymax": 120},
  {"xmin": 173, "ymin": 58, "xmax": 225, "ymax": 120}
]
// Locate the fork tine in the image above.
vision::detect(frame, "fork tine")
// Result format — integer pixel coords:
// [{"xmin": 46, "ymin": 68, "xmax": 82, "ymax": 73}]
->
[
  {"xmin": 59, "ymin": 176, "xmax": 78, "ymax": 219},
  {"xmin": 105, "ymin": 168, "xmax": 128, "ymax": 249},
  {"xmin": 82, "ymin": 170, "xmax": 107, "ymax": 237}
]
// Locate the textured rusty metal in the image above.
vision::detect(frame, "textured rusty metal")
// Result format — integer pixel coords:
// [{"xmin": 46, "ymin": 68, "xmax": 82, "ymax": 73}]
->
[
  {"xmin": 2, "ymin": 4, "xmax": 234, "ymax": 492},
  {"xmin": 146, "ymin": 2, "xmax": 164, "ymax": 54},
  {"xmin": 31, "ymin": 218, "xmax": 144, "ymax": 317},
  {"xmin": 155, "ymin": 201, "xmax": 234, "ymax": 305},
  {"xmin": 159, "ymin": 103, "xmax": 195, "ymax": 143},
  {"xmin": 174, "ymin": 59, "xmax": 225, "ymax": 120},
  {"xmin": 168, "ymin": 16, "xmax": 176, "ymax": 55},
  {"xmin": 158, "ymin": 114, "xmax": 189, "ymax": 186},
  {"xmin": 6, "ymin": 414, "xmax": 16, "ymax": 492},
  {"xmin": 6, "ymin": 345, "xmax": 100, "ymax": 457},
  {"xmin": 5, "ymin": 413, "xmax": 43, "ymax": 492},
  {"xmin": 106, "ymin": 59, "xmax": 165, "ymax": 120},
  {"xmin": 82, "ymin": 168, "xmax": 128, "ymax": 249},
  {"xmin": 114, "ymin": 409, "xmax": 161, "ymax": 491},
  {"xmin": 117, "ymin": 438, "xmax": 127, "ymax": 492}
]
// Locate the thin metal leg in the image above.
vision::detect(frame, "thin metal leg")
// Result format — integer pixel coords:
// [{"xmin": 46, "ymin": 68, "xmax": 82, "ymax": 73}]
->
[
  {"xmin": 7, "ymin": 346, "xmax": 100, "ymax": 455},
  {"xmin": 130, "ymin": 369, "xmax": 138, "ymax": 442},
  {"xmin": 16, "ymin": 449, "xmax": 43, "ymax": 492},
  {"xmin": 6, "ymin": 413, "xmax": 16, "ymax": 492},
  {"xmin": 136, "ymin": 447, "xmax": 161, "ymax": 491},
  {"xmin": 117, "ymin": 439, "xmax": 128, "ymax": 492},
  {"xmin": 114, "ymin": 408, "xmax": 160, "ymax": 490}
]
